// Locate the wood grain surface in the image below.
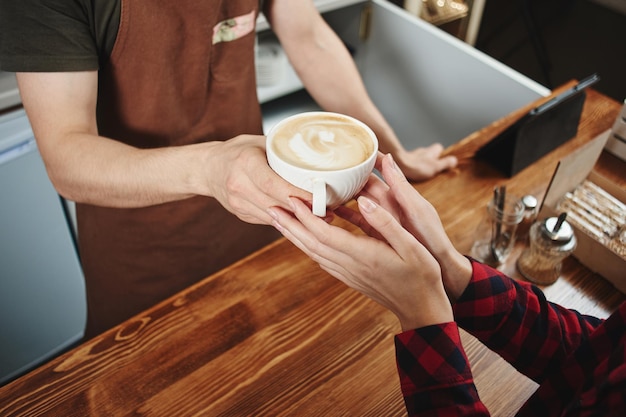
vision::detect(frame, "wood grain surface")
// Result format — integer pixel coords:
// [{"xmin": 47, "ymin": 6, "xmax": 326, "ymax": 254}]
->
[{"xmin": 1, "ymin": 84, "xmax": 624, "ymax": 416}]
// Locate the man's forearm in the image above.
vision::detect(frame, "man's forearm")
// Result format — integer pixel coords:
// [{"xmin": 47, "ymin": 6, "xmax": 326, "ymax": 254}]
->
[{"xmin": 40, "ymin": 131, "xmax": 214, "ymax": 208}]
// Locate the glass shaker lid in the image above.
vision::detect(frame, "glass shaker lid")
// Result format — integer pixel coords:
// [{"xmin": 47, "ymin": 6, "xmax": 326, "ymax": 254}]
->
[
  {"xmin": 522, "ymin": 195, "xmax": 538, "ymax": 211},
  {"xmin": 541, "ymin": 213, "xmax": 574, "ymax": 243}
]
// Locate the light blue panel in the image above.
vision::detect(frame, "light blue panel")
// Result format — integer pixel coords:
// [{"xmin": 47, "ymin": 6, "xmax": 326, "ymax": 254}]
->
[
  {"xmin": 326, "ymin": 1, "xmax": 550, "ymax": 148},
  {"xmin": 0, "ymin": 109, "xmax": 86, "ymax": 385}
]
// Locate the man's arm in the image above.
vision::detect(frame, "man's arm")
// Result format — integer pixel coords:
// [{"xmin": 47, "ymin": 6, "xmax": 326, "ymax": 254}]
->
[
  {"xmin": 263, "ymin": 0, "xmax": 457, "ymax": 180},
  {"xmin": 17, "ymin": 71, "xmax": 308, "ymax": 224},
  {"xmin": 17, "ymin": 71, "xmax": 206, "ymax": 207}
]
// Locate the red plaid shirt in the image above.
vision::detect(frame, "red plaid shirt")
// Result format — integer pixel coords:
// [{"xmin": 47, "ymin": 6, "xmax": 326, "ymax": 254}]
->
[{"xmin": 395, "ymin": 259, "xmax": 626, "ymax": 416}]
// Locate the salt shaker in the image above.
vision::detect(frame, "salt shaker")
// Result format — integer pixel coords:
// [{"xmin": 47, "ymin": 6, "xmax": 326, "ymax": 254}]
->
[{"xmin": 517, "ymin": 213, "xmax": 577, "ymax": 285}]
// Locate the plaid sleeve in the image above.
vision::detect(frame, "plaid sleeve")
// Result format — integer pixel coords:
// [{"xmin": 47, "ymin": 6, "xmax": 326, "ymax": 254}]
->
[
  {"xmin": 453, "ymin": 259, "xmax": 603, "ymax": 383},
  {"xmin": 395, "ymin": 323, "xmax": 490, "ymax": 416}
]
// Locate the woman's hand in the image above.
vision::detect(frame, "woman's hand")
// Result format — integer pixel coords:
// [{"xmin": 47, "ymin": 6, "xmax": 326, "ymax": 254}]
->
[
  {"xmin": 268, "ymin": 193, "xmax": 453, "ymax": 332},
  {"xmin": 338, "ymin": 153, "xmax": 472, "ymax": 302}
]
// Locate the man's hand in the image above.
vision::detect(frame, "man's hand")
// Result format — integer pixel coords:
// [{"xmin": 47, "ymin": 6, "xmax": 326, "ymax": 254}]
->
[
  {"xmin": 202, "ymin": 134, "xmax": 311, "ymax": 225},
  {"xmin": 395, "ymin": 143, "xmax": 458, "ymax": 182}
]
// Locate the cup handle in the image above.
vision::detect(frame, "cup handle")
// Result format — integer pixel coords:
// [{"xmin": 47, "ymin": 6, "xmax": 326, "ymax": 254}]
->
[{"xmin": 312, "ymin": 178, "xmax": 327, "ymax": 217}]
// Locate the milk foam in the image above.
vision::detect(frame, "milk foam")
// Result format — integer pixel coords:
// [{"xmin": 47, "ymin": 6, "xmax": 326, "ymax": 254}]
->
[{"xmin": 274, "ymin": 118, "xmax": 373, "ymax": 170}]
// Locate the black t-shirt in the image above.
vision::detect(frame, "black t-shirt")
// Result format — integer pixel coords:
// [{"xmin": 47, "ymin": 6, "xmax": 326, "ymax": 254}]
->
[{"xmin": 0, "ymin": 0, "xmax": 120, "ymax": 71}]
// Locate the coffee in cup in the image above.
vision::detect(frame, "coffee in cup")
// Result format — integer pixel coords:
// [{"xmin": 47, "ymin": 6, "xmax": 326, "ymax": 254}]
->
[
  {"xmin": 266, "ymin": 112, "xmax": 378, "ymax": 216},
  {"xmin": 269, "ymin": 112, "xmax": 375, "ymax": 171}
]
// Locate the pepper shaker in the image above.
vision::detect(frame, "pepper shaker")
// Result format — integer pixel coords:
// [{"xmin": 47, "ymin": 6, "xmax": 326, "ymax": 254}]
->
[{"xmin": 517, "ymin": 213, "xmax": 577, "ymax": 285}]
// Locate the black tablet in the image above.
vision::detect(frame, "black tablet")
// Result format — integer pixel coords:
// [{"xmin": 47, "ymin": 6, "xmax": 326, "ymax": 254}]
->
[{"xmin": 475, "ymin": 74, "xmax": 600, "ymax": 177}]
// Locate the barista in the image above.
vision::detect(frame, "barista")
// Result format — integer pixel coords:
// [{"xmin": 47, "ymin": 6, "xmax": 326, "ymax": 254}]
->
[{"xmin": 0, "ymin": 0, "xmax": 457, "ymax": 337}]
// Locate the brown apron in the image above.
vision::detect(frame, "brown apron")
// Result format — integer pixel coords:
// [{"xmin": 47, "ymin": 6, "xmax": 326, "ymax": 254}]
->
[{"xmin": 79, "ymin": 0, "xmax": 279, "ymax": 338}]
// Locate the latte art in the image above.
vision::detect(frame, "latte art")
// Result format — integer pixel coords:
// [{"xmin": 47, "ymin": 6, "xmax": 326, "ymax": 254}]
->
[{"xmin": 271, "ymin": 116, "xmax": 374, "ymax": 171}]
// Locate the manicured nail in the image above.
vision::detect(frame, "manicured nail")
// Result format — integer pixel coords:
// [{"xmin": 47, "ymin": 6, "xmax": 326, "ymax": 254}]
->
[
  {"xmin": 358, "ymin": 196, "xmax": 377, "ymax": 213},
  {"xmin": 272, "ymin": 220, "xmax": 284, "ymax": 233},
  {"xmin": 288, "ymin": 197, "xmax": 298, "ymax": 212},
  {"xmin": 388, "ymin": 153, "xmax": 401, "ymax": 173}
]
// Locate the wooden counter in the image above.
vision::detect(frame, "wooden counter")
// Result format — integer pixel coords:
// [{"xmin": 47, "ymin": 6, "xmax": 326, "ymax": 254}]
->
[{"xmin": 1, "ymin": 83, "xmax": 624, "ymax": 416}]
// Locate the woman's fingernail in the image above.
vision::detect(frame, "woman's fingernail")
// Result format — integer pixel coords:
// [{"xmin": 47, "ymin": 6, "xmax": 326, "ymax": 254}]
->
[
  {"xmin": 358, "ymin": 196, "xmax": 377, "ymax": 213},
  {"xmin": 272, "ymin": 220, "xmax": 284, "ymax": 233},
  {"xmin": 388, "ymin": 153, "xmax": 401, "ymax": 173},
  {"xmin": 288, "ymin": 197, "xmax": 297, "ymax": 212}
]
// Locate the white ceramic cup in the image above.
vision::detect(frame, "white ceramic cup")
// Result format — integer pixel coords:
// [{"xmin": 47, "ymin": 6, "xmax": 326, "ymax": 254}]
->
[{"xmin": 266, "ymin": 111, "xmax": 378, "ymax": 216}]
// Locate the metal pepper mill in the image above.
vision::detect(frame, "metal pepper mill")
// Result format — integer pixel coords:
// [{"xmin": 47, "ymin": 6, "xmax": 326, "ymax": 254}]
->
[{"xmin": 517, "ymin": 213, "xmax": 577, "ymax": 285}]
